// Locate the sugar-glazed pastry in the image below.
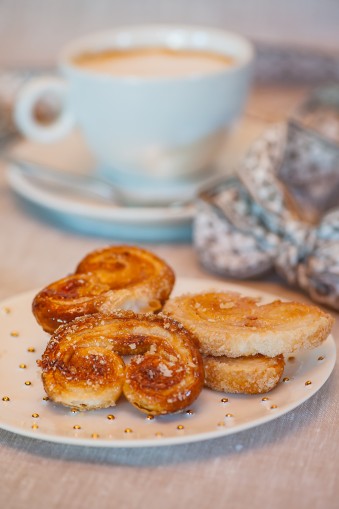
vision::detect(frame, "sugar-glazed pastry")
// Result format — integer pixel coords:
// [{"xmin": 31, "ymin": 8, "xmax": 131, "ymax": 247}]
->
[
  {"xmin": 37, "ymin": 310, "xmax": 204, "ymax": 415},
  {"xmin": 163, "ymin": 292, "xmax": 334, "ymax": 357},
  {"xmin": 203, "ymin": 354, "xmax": 285, "ymax": 394},
  {"xmin": 32, "ymin": 245, "xmax": 175, "ymax": 333}
]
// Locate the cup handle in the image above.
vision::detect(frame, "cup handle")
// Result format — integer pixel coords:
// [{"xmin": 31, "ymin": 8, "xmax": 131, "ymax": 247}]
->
[{"xmin": 14, "ymin": 76, "xmax": 75, "ymax": 143}]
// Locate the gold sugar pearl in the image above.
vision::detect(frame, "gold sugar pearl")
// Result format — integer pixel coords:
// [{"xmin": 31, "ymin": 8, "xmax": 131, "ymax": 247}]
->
[
  {"xmin": 221, "ymin": 398, "xmax": 229, "ymax": 403},
  {"xmin": 124, "ymin": 428, "xmax": 133, "ymax": 434},
  {"xmin": 217, "ymin": 421, "xmax": 225, "ymax": 427},
  {"xmin": 2, "ymin": 306, "xmax": 11, "ymax": 314},
  {"xmin": 155, "ymin": 432, "xmax": 163, "ymax": 438},
  {"xmin": 31, "ymin": 424, "xmax": 39, "ymax": 429},
  {"xmin": 177, "ymin": 425, "xmax": 184, "ymax": 430},
  {"xmin": 185, "ymin": 409, "xmax": 194, "ymax": 416},
  {"xmin": 32, "ymin": 413, "xmax": 39, "ymax": 418},
  {"xmin": 305, "ymin": 380, "xmax": 312, "ymax": 386},
  {"xmin": 270, "ymin": 405, "xmax": 278, "ymax": 409},
  {"xmin": 318, "ymin": 356, "xmax": 325, "ymax": 361},
  {"xmin": 70, "ymin": 408, "xmax": 78, "ymax": 413},
  {"xmin": 91, "ymin": 433, "xmax": 99, "ymax": 439},
  {"xmin": 146, "ymin": 415, "xmax": 154, "ymax": 420},
  {"xmin": 10, "ymin": 331, "xmax": 19, "ymax": 337},
  {"xmin": 261, "ymin": 397, "xmax": 269, "ymax": 401},
  {"xmin": 24, "ymin": 381, "xmax": 32, "ymax": 386},
  {"xmin": 225, "ymin": 413, "xmax": 234, "ymax": 418},
  {"xmin": 19, "ymin": 364, "xmax": 27, "ymax": 369},
  {"xmin": 42, "ymin": 396, "xmax": 49, "ymax": 401},
  {"xmin": 27, "ymin": 347, "xmax": 36, "ymax": 353},
  {"xmin": 107, "ymin": 414, "xmax": 115, "ymax": 420},
  {"xmin": 2, "ymin": 396, "xmax": 10, "ymax": 402},
  {"xmin": 73, "ymin": 425, "xmax": 81, "ymax": 430},
  {"xmin": 282, "ymin": 377, "xmax": 290, "ymax": 382}
]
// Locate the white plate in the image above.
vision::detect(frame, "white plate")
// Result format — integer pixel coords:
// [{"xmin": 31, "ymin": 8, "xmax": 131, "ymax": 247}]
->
[{"xmin": 0, "ymin": 278, "xmax": 336, "ymax": 448}]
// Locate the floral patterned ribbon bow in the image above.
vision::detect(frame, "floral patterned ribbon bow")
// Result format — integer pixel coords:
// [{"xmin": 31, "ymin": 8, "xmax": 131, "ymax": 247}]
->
[{"xmin": 194, "ymin": 121, "xmax": 339, "ymax": 311}]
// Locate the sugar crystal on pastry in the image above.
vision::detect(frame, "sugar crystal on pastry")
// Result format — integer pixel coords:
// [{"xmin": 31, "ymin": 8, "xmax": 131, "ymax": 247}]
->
[
  {"xmin": 33, "ymin": 245, "xmax": 175, "ymax": 333},
  {"xmin": 163, "ymin": 291, "xmax": 334, "ymax": 357},
  {"xmin": 163, "ymin": 290, "xmax": 334, "ymax": 395},
  {"xmin": 37, "ymin": 310, "xmax": 204, "ymax": 415}
]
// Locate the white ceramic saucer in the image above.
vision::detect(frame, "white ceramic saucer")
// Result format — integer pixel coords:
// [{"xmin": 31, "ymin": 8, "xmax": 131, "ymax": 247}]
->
[
  {"xmin": 7, "ymin": 163, "xmax": 196, "ymax": 242},
  {"xmin": 6, "ymin": 117, "xmax": 269, "ymax": 241},
  {"xmin": 5, "ymin": 131, "xmax": 206, "ymax": 241}
]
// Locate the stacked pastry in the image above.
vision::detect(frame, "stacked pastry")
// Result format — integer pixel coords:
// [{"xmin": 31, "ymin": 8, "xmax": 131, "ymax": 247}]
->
[
  {"xmin": 33, "ymin": 245, "xmax": 334, "ymax": 414},
  {"xmin": 33, "ymin": 245, "xmax": 175, "ymax": 333},
  {"xmin": 33, "ymin": 245, "xmax": 204, "ymax": 415},
  {"xmin": 163, "ymin": 292, "xmax": 334, "ymax": 394}
]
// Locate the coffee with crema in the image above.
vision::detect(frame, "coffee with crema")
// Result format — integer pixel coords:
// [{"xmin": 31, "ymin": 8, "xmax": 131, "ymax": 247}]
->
[
  {"xmin": 72, "ymin": 48, "xmax": 235, "ymax": 78},
  {"xmin": 15, "ymin": 26, "xmax": 253, "ymax": 182}
]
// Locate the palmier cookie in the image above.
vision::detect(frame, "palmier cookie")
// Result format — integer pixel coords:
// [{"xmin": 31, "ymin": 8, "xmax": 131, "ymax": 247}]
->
[
  {"xmin": 203, "ymin": 354, "xmax": 285, "ymax": 394},
  {"xmin": 163, "ymin": 292, "xmax": 334, "ymax": 357},
  {"xmin": 33, "ymin": 245, "xmax": 175, "ymax": 333},
  {"xmin": 37, "ymin": 310, "xmax": 204, "ymax": 415}
]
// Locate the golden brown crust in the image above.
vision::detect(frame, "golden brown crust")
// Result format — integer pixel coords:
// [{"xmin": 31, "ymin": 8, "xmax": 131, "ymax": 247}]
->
[
  {"xmin": 203, "ymin": 354, "xmax": 285, "ymax": 394},
  {"xmin": 163, "ymin": 292, "xmax": 334, "ymax": 357},
  {"xmin": 33, "ymin": 245, "xmax": 175, "ymax": 333},
  {"xmin": 38, "ymin": 310, "xmax": 204, "ymax": 415}
]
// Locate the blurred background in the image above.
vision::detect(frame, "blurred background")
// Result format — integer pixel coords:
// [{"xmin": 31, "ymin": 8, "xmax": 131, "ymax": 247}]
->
[
  {"xmin": 1, "ymin": 0, "xmax": 339, "ymax": 187},
  {"xmin": 0, "ymin": 0, "xmax": 338, "ymax": 69},
  {"xmin": 0, "ymin": 0, "xmax": 338, "ymax": 140},
  {"xmin": 0, "ymin": 0, "xmax": 338, "ymax": 138},
  {"xmin": 1, "ymin": 0, "xmax": 339, "ymax": 289}
]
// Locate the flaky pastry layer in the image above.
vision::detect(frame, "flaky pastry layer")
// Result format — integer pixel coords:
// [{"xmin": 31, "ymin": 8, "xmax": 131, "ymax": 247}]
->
[
  {"xmin": 163, "ymin": 292, "xmax": 334, "ymax": 357},
  {"xmin": 37, "ymin": 310, "xmax": 204, "ymax": 415},
  {"xmin": 33, "ymin": 245, "xmax": 175, "ymax": 333},
  {"xmin": 204, "ymin": 354, "xmax": 285, "ymax": 394}
]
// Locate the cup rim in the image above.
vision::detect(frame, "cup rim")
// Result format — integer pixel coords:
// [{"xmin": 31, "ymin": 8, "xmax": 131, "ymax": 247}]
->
[{"xmin": 59, "ymin": 24, "xmax": 254, "ymax": 82}]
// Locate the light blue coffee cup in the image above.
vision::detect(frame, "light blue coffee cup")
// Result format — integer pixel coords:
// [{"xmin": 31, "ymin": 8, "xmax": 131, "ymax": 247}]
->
[{"xmin": 14, "ymin": 25, "xmax": 254, "ymax": 182}]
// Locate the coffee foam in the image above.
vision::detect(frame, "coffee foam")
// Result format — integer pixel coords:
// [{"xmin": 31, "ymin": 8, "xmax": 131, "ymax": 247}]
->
[{"xmin": 72, "ymin": 47, "xmax": 234, "ymax": 78}]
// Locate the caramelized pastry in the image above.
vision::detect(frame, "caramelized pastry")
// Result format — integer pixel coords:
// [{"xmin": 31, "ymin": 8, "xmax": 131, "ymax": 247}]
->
[
  {"xmin": 33, "ymin": 245, "xmax": 175, "ymax": 333},
  {"xmin": 163, "ymin": 292, "xmax": 334, "ymax": 357},
  {"xmin": 37, "ymin": 310, "xmax": 204, "ymax": 414},
  {"xmin": 203, "ymin": 354, "xmax": 285, "ymax": 394}
]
